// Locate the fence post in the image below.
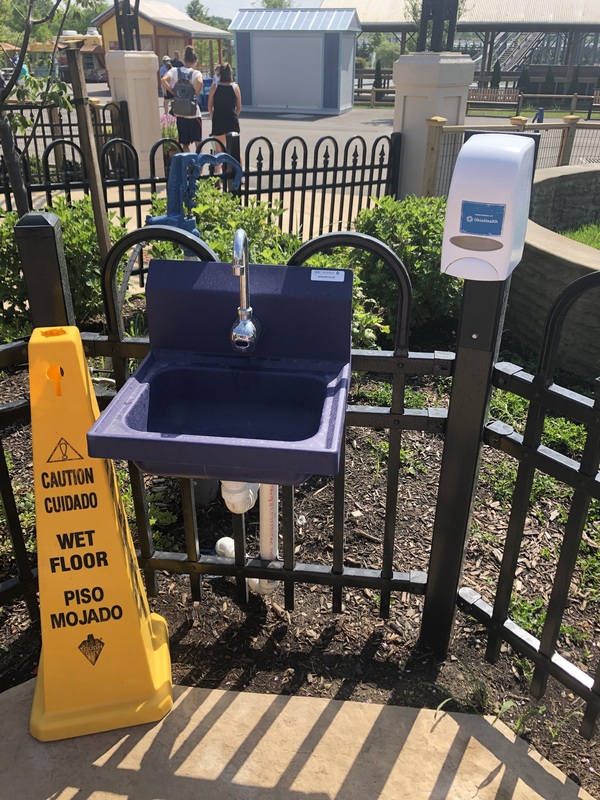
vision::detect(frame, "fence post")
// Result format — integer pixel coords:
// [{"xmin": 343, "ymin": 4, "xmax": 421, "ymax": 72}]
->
[
  {"xmin": 558, "ymin": 115, "xmax": 580, "ymax": 166},
  {"xmin": 516, "ymin": 93, "xmax": 523, "ymax": 115},
  {"xmin": 570, "ymin": 93, "xmax": 578, "ymax": 113},
  {"xmin": 420, "ymin": 279, "xmax": 510, "ymax": 660},
  {"xmin": 15, "ymin": 212, "xmax": 75, "ymax": 328},
  {"xmin": 509, "ymin": 115, "xmax": 528, "ymax": 131},
  {"xmin": 66, "ymin": 45, "xmax": 111, "ymax": 262},
  {"xmin": 422, "ymin": 116, "xmax": 447, "ymax": 197},
  {"xmin": 389, "ymin": 131, "xmax": 402, "ymax": 200}
]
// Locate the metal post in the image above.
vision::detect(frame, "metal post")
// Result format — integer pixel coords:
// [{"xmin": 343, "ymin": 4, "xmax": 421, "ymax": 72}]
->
[
  {"xmin": 389, "ymin": 131, "xmax": 402, "ymax": 200},
  {"xmin": 15, "ymin": 212, "xmax": 75, "ymax": 328},
  {"xmin": 420, "ymin": 278, "xmax": 510, "ymax": 660}
]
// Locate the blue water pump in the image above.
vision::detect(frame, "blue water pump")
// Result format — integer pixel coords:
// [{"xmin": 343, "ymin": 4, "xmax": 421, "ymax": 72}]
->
[{"xmin": 146, "ymin": 151, "xmax": 243, "ymax": 237}]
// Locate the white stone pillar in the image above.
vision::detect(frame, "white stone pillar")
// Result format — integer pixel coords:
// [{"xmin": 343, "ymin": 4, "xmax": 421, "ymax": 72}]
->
[
  {"xmin": 105, "ymin": 50, "xmax": 162, "ymax": 178},
  {"xmin": 393, "ymin": 52, "xmax": 474, "ymax": 198}
]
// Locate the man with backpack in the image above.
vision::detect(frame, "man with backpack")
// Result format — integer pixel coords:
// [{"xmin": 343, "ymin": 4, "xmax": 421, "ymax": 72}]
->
[{"xmin": 161, "ymin": 46, "xmax": 204, "ymax": 152}]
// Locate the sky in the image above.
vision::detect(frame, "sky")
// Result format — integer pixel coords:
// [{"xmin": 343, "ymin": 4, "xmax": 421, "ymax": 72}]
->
[{"xmin": 156, "ymin": 0, "xmax": 319, "ymax": 25}]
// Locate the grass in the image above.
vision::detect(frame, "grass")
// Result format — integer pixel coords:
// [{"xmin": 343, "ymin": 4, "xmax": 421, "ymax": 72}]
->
[
  {"xmin": 561, "ymin": 222, "xmax": 600, "ymax": 251},
  {"xmin": 465, "ymin": 106, "xmax": 590, "ymax": 120},
  {"xmin": 350, "ymin": 378, "xmax": 429, "ymax": 410}
]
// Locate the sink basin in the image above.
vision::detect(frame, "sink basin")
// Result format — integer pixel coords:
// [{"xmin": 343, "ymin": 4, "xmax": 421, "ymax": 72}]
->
[{"xmin": 87, "ymin": 259, "xmax": 353, "ymax": 485}]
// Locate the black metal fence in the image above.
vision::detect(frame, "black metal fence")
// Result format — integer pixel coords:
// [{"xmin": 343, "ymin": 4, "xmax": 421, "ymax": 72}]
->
[
  {"xmin": 0, "ymin": 125, "xmax": 399, "ymax": 240},
  {"xmin": 1, "ymin": 219, "xmax": 600, "ymax": 740},
  {"xmin": 0, "ymin": 101, "xmax": 130, "ymax": 189}
]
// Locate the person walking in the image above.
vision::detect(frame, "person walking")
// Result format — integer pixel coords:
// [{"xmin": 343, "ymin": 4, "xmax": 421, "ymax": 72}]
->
[
  {"xmin": 171, "ymin": 51, "xmax": 183, "ymax": 68},
  {"xmin": 159, "ymin": 56, "xmax": 173, "ymax": 114},
  {"xmin": 161, "ymin": 46, "xmax": 204, "ymax": 153},
  {"xmin": 207, "ymin": 62, "xmax": 241, "ymax": 164}
]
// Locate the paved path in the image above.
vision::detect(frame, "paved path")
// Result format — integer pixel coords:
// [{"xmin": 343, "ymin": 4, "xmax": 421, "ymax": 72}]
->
[
  {"xmin": 88, "ymin": 83, "xmax": 396, "ymax": 151},
  {"xmin": 1, "ymin": 679, "xmax": 593, "ymax": 799}
]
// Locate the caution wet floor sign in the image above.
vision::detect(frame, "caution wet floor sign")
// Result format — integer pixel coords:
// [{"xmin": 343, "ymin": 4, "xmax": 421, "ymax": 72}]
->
[{"xmin": 28, "ymin": 327, "xmax": 172, "ymax": 741}]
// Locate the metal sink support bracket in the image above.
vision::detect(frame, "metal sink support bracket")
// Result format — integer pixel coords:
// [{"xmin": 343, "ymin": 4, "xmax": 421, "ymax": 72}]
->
[{"xmin": 87, "ymin": 239, "xmax": 354, "ymax": 486}]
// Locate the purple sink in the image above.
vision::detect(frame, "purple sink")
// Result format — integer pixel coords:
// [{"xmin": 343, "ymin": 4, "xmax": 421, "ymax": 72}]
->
[{"xmin": 87, "ymin": 260, "xmax": 353, "ymax": 485}]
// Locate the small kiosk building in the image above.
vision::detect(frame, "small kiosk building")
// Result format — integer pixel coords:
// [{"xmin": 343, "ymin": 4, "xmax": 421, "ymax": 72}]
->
[{"xmin": 229, "ymin": 8, "xmax": 361, "ymax": 115}]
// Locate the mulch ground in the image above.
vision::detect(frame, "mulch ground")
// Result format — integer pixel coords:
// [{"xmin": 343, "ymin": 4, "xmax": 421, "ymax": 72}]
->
[{"xmin": 0, "ymin": 352, "xmax": 599, "ymax": 797}]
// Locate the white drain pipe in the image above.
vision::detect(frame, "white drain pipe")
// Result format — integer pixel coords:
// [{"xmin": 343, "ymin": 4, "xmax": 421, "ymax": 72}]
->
[
  {"xmin": 256, "ymin": 483, "xmax": 279, "ymax": 595},
  {"xmin": 216, "ymin": 483, "xmax": 279, "ymax": 595},
  {"xmin": 220, "ymin": 480, "xmax": 259, "ymax": 515}
]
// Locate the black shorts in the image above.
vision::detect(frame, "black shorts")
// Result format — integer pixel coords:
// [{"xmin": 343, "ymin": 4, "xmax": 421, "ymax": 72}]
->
[
  {"xmin": 164, "ymin": 89, "xmax": 173, "ymax": 100},
  {"xmin": 176, "ymin": 117, "xmax": 203, "ymax": 146}
]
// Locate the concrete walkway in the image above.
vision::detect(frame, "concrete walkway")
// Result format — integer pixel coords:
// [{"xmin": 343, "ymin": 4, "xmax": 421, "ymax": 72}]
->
[{"xmin": 1, "ymin": 679, "xmax": 594, "ymax": 799}]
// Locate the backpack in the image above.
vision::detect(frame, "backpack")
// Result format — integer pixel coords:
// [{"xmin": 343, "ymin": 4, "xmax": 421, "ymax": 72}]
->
[{"xmin": 171, "ymin": 68, "xmax": 197, "ymax": 116}]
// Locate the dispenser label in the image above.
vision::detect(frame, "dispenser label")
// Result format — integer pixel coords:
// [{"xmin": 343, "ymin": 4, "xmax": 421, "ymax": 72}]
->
[
  {"xmin": 311, "ymin": 270, "xmax": 345, "ymax": 282},
  {"xmin": 460, "ymin": 201, "xmax": 505, "ymax": 237}
]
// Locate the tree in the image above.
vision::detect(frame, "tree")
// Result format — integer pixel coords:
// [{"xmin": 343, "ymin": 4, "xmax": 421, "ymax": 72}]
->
[
  {"xmin": 490, "ymin": 59, "xmax": 501, "ymax": 88},
  {"xmin": 567, "ymin": 65, "xmax": 581, "ymax": 96},
  {"xmin": 186, "ymin": 0, "xmax": 211, "ymax": 23},
  {"xmin": 375, "ymin": 40, "xmax": 400, "ymax": 69},
  {"xmin": 64, "ymin": 0, "xmax": 109, "ymax": 34},
  {"xmin": 373, "ymin": 59, "xmax": 382, "ymax": 90},
  {"xmin": 0, "ymin": 0, "xmax": 73, "ymax": 217},
  {"xmin": 255, "ymin": 0, "xmax": 295, "ymax": 7},
  {"xmin": 517, "ymin": 66, "xmax": 531, "ymax": 93},
  {"xmin": 541, "ymin": 67, "xmax": 555, "ymax": 96}
]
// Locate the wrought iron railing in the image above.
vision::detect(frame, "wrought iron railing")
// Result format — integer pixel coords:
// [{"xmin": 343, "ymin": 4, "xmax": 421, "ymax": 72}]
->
[{"xmin": 2, "ymin": 224, "xmax": 599, "ymax": 738}]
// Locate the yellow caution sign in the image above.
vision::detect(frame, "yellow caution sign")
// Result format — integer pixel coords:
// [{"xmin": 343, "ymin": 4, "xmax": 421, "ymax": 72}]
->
[{"xmin": 28, "ymin": 326, "xmax": 172, "ymax": 741}]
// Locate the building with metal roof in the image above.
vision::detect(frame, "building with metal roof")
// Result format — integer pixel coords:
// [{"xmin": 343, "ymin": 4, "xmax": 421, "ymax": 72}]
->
[
  {"xmin": 320, "ymin": 0, "xmax": 600, "ymax": 91},
  {"xmin": 93, "ymin": 1, "xmax": 229, "ymax": 65},
  {"xmin": 230, "ymin": 8, "xmax": 361, "ymax": 115},
  {"xmin": 319, "ymin": 0, "xmax": 600, "ymax": 33}
]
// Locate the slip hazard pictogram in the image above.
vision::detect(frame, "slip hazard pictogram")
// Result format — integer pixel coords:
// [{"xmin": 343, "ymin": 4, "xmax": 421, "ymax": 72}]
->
[
  {"xmin": 78, "ymin": 634, "xmax": 105, "ymax": 665},
  {"xmin": 47, "ymin": 437, "xmax": 84, "ymax": 463}
]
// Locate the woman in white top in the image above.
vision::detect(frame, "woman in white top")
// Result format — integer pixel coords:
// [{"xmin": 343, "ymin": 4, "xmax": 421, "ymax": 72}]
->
[{"xmin": 161, "ymin": 46, "xmax": 203, "ymax": 152}]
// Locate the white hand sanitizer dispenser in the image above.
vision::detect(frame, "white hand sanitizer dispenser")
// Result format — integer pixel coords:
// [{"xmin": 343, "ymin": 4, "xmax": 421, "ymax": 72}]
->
[{"xmin": 441, "ymin": 134, "xmax": 535, "ymax": 281}]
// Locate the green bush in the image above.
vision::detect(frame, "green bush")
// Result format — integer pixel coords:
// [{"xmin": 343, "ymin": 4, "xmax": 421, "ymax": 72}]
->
[
  {"xmin": 351, "ymin": 194, "xmax": 462, "ymax": 336},
  {"xmin": 190, "ymin": 178, "xmax": 301, "ymax": 263},
  {"xmin": 491, "ymin": 60, "xmax": 501, "ymax": 88},
  {"xmin": 0, "ymin": 197, "xmax": 128, "ymax": 342},
  {"xmin": 293, "ymin": 249, "xmax": 390, "ymax": 349}
]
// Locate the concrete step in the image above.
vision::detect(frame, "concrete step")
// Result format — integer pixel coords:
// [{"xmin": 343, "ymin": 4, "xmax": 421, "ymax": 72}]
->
[{"xmin": 0, "ymin": 679, "xmax": 594, "ymax": 799}]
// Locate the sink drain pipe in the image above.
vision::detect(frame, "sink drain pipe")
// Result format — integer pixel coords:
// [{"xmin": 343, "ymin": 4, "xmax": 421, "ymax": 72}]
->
[{"xmin": 217, "ymin": 482, "xmax": 279, "ymax": 595}]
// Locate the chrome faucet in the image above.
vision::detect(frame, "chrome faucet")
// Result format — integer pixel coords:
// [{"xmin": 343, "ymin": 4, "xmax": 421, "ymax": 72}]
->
[{"xmin": 230, "ymin": 228, "xmax": 260, "ymax": 353}]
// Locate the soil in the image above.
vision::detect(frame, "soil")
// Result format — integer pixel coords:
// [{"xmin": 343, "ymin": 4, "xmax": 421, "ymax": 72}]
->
[{"xmin": 0, "ymin": 341, "xmax": 599, "ymax": 797}]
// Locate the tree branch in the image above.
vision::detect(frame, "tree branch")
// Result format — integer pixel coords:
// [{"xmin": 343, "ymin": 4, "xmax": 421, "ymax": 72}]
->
[{"xmin": 32, "ymin": 0, "xmax": 66, "ymax": 26}]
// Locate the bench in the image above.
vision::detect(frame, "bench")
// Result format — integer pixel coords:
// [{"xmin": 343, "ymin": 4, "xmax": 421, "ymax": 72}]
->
[
  {"xmin": 467, "ymin": 88, "xmax": 522, "ymax": 114},
  {"xmin": 354, "ymin": 86, "xmax": 395, "ymax": 107},
  {"xmin": 586, "ymin": 90, "xmax": 600, "ymax": 120}
]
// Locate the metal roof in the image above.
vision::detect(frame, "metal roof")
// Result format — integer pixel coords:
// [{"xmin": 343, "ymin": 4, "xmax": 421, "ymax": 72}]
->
[
  {"xmin": 93, "ymin": 1, "xmax": 230, "ymax": 38},
  {"xmin": 230, "ymin": 8, "xmax": 361, "ymax": 33},
  {"xmin": 319, "ymin": 0, "xmax": 600, "ymax": 31}
]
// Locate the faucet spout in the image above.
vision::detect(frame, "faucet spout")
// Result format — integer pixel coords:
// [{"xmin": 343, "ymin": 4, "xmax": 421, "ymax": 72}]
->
[{"xmin": 231, "ymin": 229, "xmax": 260, "ymax": 353}]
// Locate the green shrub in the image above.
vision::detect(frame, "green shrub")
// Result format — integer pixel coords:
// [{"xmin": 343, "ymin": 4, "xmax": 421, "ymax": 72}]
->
[
  {"xmin": 351, "ymin": 194, "xmax": 461, "ymax": 336},
  {"xmin": 293, "ymin": 249, "xmax": 390, "ymax": 349},
  {"xmin": 0, "ymin": 197, "xmax": 128, "ymax": 341},
  {"xmin": 191, "ymin": 178, "xmax": 301, "ymax": 263},
  {"xmin": 0, "ymin": 210, "xmax": 28, "ymax": 342}
]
